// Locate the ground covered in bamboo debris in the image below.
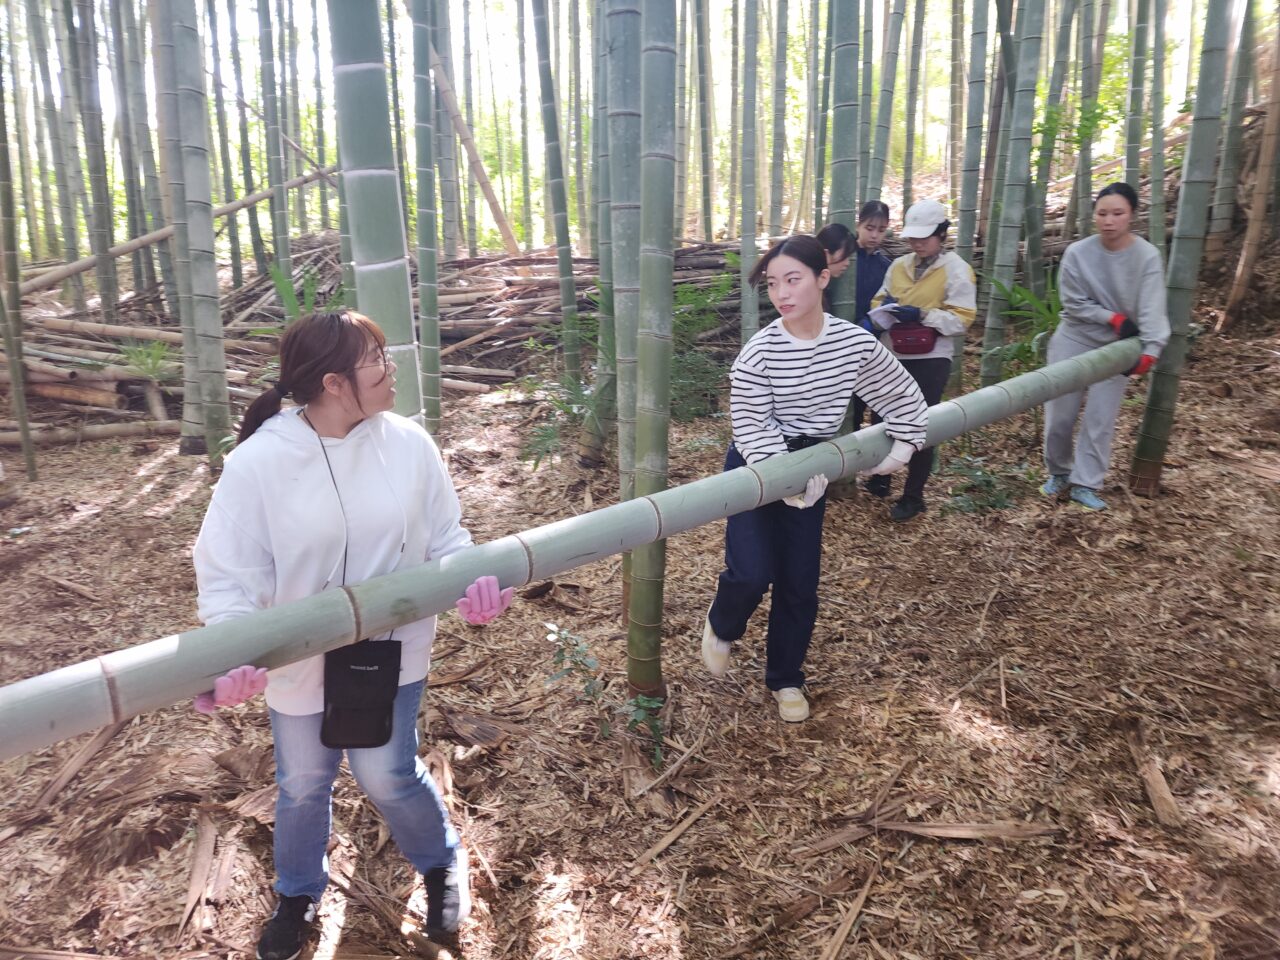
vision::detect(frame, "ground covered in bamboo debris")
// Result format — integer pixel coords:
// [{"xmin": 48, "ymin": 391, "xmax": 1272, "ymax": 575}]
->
[{"xmin": 3, "ymin": 297, "xmax": 1280, "ymax": 959}]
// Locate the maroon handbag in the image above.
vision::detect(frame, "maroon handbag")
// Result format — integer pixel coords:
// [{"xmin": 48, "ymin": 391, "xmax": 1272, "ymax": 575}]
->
[{"xmin": 888, "ymin": 320, "xmax": 939, "ymax": 355}]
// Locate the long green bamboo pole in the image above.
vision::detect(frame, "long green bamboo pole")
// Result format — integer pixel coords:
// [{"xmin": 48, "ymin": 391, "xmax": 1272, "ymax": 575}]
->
[
  {"xmin": 533, "ymin": 0, "xmax": 582, "ymax": 384},
  {"xmin": 51, "ymin": 0, "xmax": 89, "ymax": 238},
  {"xmin": 434, "ymin": 0, "xmax": 460, "ymax": 258},
  {"xmin": 902, "ymin": 0, "xmax": 926, "ymax": 209},
  {"xmin": 152, "ymin": 0, "xmax": 203, "ymax": 455},
  {"xmin": 1148, "ymin": 0, "xmax": 1167, "ymax": 250},
  {"xmin": 260, "ymin": 0, "xmax": 290, "ymax": 277},
  {"xmin": 462, "ymin": 0, "xmax": 477, "ymax": 256},
  {"xmin": 956, "ymin": 0, "xmax": 989, "ymax": 264},
  {"xmin": 25, "ymin": 0, "xmax": 82, "ymax": 313},
  {"xmin": 857, "ymin": 0, "xmax": 872, "ymax": 199},
  {"xmin": 767, "ymin": 0, "xmax": 788, "ymax": 234},
  {"xmin": 1128, "ymin": 0, "xmax": 1230, "ymax": 494},
  {"xmin": 1025, "ymin": 0, "xmax": 1078, "ymax": 298},
  {"xmin": 518, "ymin": 0, "xmax": 532, "ymax": 250},
  {"xmin": 727, "ymin": 0, "xmax": 740, "ymax": 235},
  {"xmin": 0, "ymin": 337, "xmax": 1145, "ymax": 763},
  {"xmin": 1124, "ymin": 0, "xmax": 1149, "ymax": 189},
  {"xmin": 27, "ymin": 10, "xmax": 59, "ymax": 263},
  {"xmin": 814, "ymin": 0, "xmax": 833, "ymax": 227},
  {"xmin": 739, "ymin": 0, "xmax": 760, "ymax": 340},
  {"xmin": 413, "ymin": 0, "xmax": 441, "ymax": 432},
  {"xmin": 948, "ymin": 0, "xmax": 963, "ymax": 201},
  {"xmin": 72, "ymin": 0, "xmax": 119, "ymax": 321},
  {"xmin": 673, "ymin": 0, "xmax": 689, "ymax": 239},
  {"xmin": 0, "ymin": 33, "xmax": 36, "ymax": 480},
  {"xmin": 1074, "ymin": 0, "xmax": 1097, "ymax": 238},
  {"xmin": 7, "ymin": 0, "xmax": 38, "ymax": 262},
  {"xmin": 228, "ymin": 0, "xmax": 268, "ymax": 277},
  {"xmin": 979, "ymin": 0, "xmax": 1044, "ymax": 387},
  {"xmin": 627, "ymin": 0, "xmax": 676, "ymax": 698},
  {"xmin": 693, "ymin": 0, "xmax": 714, "ymax": 239},
  {"xmin": 173, "ymin": 0, "xmax": 232, "ymax": 465},
  {"xmin": 313, "ymin": 0, "xmax": 330, "ymax": 231},
  {"xmin": 571, "ymin": 0, "xmax": 587, "ymax": 251},
  {"xmin": 205, "ymin": 0, "xmax": 243, "ymax": 290},
  {"xmin": 828, "ymin": 0, "xmax": 859, "ymax": 323},
  {"xmin": 105, "ymin": 0, "xmax": 146, "ymax": 293},
  {"xmin": 1204, "ymin": 0, "xmax": 1253, "ymax": 260},
  {"xmin": 578, "ymin": 0, "xmax": 613, "ymax": 468},
  {"xmin": 327, "ymin": 0, "xmax": 422, "ymax": 418},
  {"xmin": 867, "ymin": 0, "xmax": 905, "ymax": 200},
  {"xmin": 608, "ymin": 0, "xmax": 641, "ymax": 494}
]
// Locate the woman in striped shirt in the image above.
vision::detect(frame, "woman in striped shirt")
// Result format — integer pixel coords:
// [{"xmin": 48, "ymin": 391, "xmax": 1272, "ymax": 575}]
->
[{"xmin": 702, "ymin": 235, "xmax": 929, "ymax": 722}]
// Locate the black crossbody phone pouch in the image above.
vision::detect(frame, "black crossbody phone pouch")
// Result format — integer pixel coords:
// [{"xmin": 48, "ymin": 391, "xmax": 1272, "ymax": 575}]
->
[{"xmin": 321, "ymin": 639, "xmax": 402, "ymax": 749}]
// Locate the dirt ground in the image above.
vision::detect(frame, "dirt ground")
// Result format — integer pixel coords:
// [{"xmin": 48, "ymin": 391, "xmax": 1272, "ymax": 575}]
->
[{"xmin": 3, "ymin": 294, "xmax": 1280, "ymax": 959}]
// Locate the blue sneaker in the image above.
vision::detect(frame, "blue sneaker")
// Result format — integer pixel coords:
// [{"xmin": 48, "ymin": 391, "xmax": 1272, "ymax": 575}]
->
[
  {"xmin": 1040, "ymin": 474, "xmax": 1069, "ymax": 496},
  {"xmin": 1070, "ymin": 486, "xmax": 1108, "ymax": 511}
]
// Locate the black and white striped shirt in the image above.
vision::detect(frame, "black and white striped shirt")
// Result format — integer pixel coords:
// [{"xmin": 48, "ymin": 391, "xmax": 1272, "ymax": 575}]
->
[{"xmin": 731, "ymin": 314, "xmax": 929, "ymax": 464}]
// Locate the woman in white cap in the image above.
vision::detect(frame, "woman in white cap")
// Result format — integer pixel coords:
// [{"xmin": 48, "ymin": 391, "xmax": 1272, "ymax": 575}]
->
[{"xmin": 866, "ymin": 199, "xmax": 976, "ymax": 521}]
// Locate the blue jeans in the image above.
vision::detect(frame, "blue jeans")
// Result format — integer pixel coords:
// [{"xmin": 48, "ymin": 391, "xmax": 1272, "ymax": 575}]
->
[
  {"xmin": 708, "ymin": 445, "xmax": 827, "ymax": 690},
  {"xmin": 269, "ymin": 679, "xmax": 458, "ymax": 901}
]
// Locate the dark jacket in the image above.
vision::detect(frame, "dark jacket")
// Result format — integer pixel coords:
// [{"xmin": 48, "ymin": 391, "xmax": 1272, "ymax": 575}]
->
[{"xmin": 823, "ymin": 245, "xmax": 894, "ymax": 324}]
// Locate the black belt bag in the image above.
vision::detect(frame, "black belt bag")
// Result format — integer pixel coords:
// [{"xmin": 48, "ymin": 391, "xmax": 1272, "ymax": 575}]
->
[
  {"xmin": 784, "ymin": 435, "xmax": 825, "ymax": 452},
  {"xmin": 320, "ymin": 640, "xmax": 402, "ymax": 749}
]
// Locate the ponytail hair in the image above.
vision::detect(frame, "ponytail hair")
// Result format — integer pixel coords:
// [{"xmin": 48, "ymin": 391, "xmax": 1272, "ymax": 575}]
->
[{"xmin": 238, "ymin": 310, "xmax": 388, "ymax": 444}]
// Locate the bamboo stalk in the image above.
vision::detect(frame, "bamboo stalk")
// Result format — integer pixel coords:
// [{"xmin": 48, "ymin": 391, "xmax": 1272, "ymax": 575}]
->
[
  {"xmin": 0, "ymin": 420, "xmax": 180, "ymax": 446},
  {"xmin": 19, "ymin": 166, "xmax": 336, "ymax": 297},
  {"xmin": 25, "ymin": 381, "xmax": 125, "ymax": 408}
]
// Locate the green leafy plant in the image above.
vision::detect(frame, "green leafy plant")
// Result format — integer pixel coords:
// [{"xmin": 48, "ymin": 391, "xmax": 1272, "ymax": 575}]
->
[
  {"xmin": 988, "ymin": 270, "xmax": 1062, "ymax": 374},
  {"xmin": 941, "ymin": 455, "xmax": 1018, "ymax": 515},
  {"xmin": 119, "ymin": 340, "xmax": 179, "ymax": 383},
  {"xmin": 518, "ymin": 375, "xmax": 601, "ymax": 469},
  {"xmin": 619, "ymin": 695, "xmax": 665, "ymax": 768},
  {"xmin": 546, "ymin": 623, "xmax": 610, "ymax": 735},
  {"xmin": 270, "ymin": 266, "xmax": 347, "ymax": 322}
]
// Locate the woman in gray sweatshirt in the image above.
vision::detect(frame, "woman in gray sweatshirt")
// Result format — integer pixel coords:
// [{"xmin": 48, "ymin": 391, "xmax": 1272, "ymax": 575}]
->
[{"xmin": 1041, "ymin": 182, "xmax": 1170, "ymax": 510}]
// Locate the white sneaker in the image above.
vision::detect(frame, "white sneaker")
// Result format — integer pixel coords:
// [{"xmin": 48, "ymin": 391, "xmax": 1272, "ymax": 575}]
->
[
  {"xmin": 772, "ymin": 687, "xmax": 810, "ymax": 722},
  {"xmin": 701, "ymin": 615, "xmax": 731, "ymax": 677}
]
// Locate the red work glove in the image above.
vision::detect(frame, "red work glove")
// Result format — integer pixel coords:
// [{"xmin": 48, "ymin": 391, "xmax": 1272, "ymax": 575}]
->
[
  {"xmin": 1109, "ymin": 313, "xmax": 1140, "ymax": 339},
  {"xmin": 193, "ymin": 665, "xmax": 269, "ymax": 714},
  {"xmin": 1128, "ymin": 354, "xmax": 1155, "ymax": 377},
  {"xmin": 456, "ymin": 575, "xmax": 515, "ymax": 625}
]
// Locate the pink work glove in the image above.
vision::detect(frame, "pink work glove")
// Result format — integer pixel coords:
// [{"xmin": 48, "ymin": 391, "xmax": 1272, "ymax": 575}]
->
[
  {"xmin": 456, "ymin": 575, "xmax": 515, "ymax": 625},
  {"xmin": 193, "ymin": 665, "xmax": 269, "ymax": 714}
]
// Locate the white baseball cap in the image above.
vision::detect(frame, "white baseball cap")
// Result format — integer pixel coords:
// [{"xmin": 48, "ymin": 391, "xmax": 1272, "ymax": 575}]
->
[{"xmin": 900, "ymin": 199, "xmax": 950, "ymax": 239}]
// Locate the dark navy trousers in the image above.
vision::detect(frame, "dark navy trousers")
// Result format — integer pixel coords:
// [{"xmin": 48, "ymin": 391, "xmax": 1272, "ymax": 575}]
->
[{"xmin": 707, "ymin": 445, "xmax": 827, "ymax": 690}]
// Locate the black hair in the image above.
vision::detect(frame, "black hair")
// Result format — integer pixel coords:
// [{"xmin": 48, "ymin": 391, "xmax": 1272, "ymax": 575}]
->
[
  {"xmin": 815, "ymin": 222, "xmax": 856, "ymax": 261},
  {"xmin": 748, "ymin": 234, "xmax": 830, "ymax": 286},
  {"xmin": 931, "ymin": 221, "xmax": 951, "ymax": 240},
  {"xmin": 1095, "ymin": 181, "xmax": 1139, "ymax": 211},
  {"xmin": 858, "ymin": 200, "xmax": 891, "ymax": 223},
  {"xmin": 238, "ymin": 310, "xmax": 389, "ymax": 444}
]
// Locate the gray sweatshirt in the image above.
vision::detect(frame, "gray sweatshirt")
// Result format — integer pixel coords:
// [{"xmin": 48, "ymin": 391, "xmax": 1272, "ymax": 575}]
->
[{"xmin": 1056, "ymin": 234, "xmax": 1170, "ymax": 359}]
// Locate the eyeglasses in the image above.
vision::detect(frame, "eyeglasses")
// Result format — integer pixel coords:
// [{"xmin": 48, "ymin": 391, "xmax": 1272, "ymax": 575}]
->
[{"xmin": 355, "ymin": 349, "xmax": 392, "ymax": 378}]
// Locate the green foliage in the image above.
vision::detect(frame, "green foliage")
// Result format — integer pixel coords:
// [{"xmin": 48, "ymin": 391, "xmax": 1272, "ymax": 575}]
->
[
  {"xmin": 669, "ymin": 273, "xmax": 733, "ymax": 421},
  {"xmin": 518, "ymin": 373, "xmax": 600, "ymax": 469},
  {"xmin": 546, "ymin": 623, "xmax": 610, "ymax": 736},
  {"xmin": 270, "ymin": 266, "xmax": 347, "ymax": 323},
  {"xmin": 619, "ymin": 694, "xmax": 665, "ymax": 768},
  {"xmin": 941, "ymin": 455, "xmax": 1018, "ymax": 514},
  {"xmin": 987, "ymin": 270, "xmax": 1062, "ymax": 374},
  {"xmin": 119, "ymin": 340, "xmax": 179, "ymax": 383}
]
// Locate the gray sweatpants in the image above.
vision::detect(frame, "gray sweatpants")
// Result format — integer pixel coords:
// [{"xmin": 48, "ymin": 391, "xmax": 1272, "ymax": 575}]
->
[{"xmin": 1042, "ymin": 331, "xmax": 1128, "ymax": 491}]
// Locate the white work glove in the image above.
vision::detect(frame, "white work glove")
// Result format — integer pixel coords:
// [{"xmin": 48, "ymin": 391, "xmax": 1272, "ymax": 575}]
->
[
  {"xmin": 783, "ymin": 474, "xmax": 829, "ymax": 509},
  {"xmin": 859, "ymin": 439, "xmax": 916, "ymax": 477}
]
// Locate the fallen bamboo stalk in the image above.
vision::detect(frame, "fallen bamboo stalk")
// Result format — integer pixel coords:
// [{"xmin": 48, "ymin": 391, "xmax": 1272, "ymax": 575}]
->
[
  {"xmin": 441, "ymin": 378, "xmax": 492, "ymax": 393},
  {"xmin": 0, "ymin": 420, "xmax": 180, "ymax": 446},
  {"xmin": 19, "ymin": 166, "xmax": 336, "ymax": 297},
  {"xmin": 1117, "ymin": 714, "xmax": 1183, "ymax": 827},
  {"xmin": 439, "ymin": 363, "xmax": 515, "ymax": 379},
  {"xmin": 438, "ymin": 320, "xmax": 523, "ymax": 358},
  {"xmin": 27, "ymin": 382, "xmax": 125, "ymax": 409},
  {"xmin": 628, "ymin": 794, "xmax": 721, "ymax": 878},
  {"xmin": 27, "ymin": 316, "xmax": 185, "ymax": 344},
  {"xmin": 816, "ymin": 861, "xmax": 881, "ymax": 960}
]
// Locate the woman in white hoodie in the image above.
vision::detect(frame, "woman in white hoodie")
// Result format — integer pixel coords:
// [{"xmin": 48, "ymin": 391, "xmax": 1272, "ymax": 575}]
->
[{"xmin": 192, "ymin": 311, "xmax": 511, "ymax": 960}]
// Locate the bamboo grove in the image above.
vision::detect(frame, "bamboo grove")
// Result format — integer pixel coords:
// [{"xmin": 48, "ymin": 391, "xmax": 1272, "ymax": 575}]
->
[{"xmin": 0, "ymin": 0, "xmax": 1277, "ymax": 694}]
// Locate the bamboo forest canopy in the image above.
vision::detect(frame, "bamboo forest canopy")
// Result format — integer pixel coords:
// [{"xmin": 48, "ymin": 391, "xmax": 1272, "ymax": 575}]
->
[{"xmin": 0, "ymin": 0, "xmax": 1269, "ymax": 266}]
